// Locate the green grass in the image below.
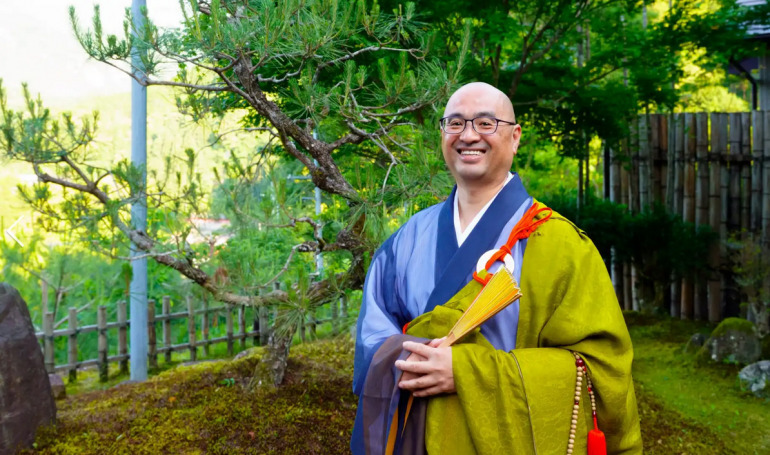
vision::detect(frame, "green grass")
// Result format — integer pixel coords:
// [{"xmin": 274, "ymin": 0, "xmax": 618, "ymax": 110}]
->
[
  {"xmin": 18, "ymin": 314, "xmax": 770, "ymax": 454},
  {"xmin": 628, "ymin": 312, "xmax": 770, "ymax": 454}
]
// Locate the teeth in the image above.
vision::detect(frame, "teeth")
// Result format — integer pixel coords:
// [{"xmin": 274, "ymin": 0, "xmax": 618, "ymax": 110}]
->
[{"xmin": 460, "ymin": 150, "xmax": 483, "ymax": 156}]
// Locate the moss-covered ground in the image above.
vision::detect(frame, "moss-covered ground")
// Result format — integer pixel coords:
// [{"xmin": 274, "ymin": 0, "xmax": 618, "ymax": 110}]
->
[{"xmin": 21, "ymin": 314, "xmax": 770, "ymax": 454}]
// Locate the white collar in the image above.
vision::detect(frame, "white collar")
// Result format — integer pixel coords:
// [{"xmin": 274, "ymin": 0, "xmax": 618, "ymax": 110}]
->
[{"xmin": 453, "ymin": 173, "xmax": 515, "ymax": 247}]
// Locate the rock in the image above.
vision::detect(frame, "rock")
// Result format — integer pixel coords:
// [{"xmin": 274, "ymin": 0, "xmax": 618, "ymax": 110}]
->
[
  {"xmin": 738, "ymin": 360, "xmax": 770, "ymax": 398},
  {"xmin": 697, "ymin": 317, "xmax": 761, "ymax": 365},
  {"xmin": 48, "ymin": 374, "xmax": 66, "ymax": 400},
  {"xmin": 683, "ymin": 333, "xmax": 707, "ymax": 354},
  {"xmin": 233, "ymin": 347, "xmax": 260, "ymax": 361},
  {"xmin": 0, "ymin": 283, "xmax": 56, "ymax": 453}
]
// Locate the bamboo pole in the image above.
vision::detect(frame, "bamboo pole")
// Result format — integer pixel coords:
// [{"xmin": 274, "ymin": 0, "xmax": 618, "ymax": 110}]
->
[
  {"xmin": 729, "ymin": 114, "xmax": 742, "ymax": 232},
  {"xmin": 709, "ymin": 113, "xmax": 726, "ymax": 323},
  {"xmin": 98, "ymin": 305, "xmax": 108, "ymax": 382},
  {"xmin": 226, "ymin": 305, "xmax": 234, "ymax": 356},
  {"xmin": 187, "ymin": 296, "xmax": 197, "ymax": 361},
  {"xmin": 651, "ymin": 114, "xmax": 663, "ymax": 204},
  {"xmin": 609, "ymin": 144, "xmax": 624, "ymax": 308},
  {"xmin": 68, "ymin": 307, "xmax": 78, "ymax": 382},
  {"xmin": 341, "ymin": 293, "xmax": 349, "ymax": 320},
  {"xmin": 665, "ymin": 113, "xmax": 676, "ymax": 210},
  {"xmin": 681, "ymin": 113, "xmax": 696, "ymax": 319},
  {"xmin": 670, "ymin": 113, "xmax": 685, "ymax": 318},
  {"xmin": 162, "ymin": 296, "xmax": 171, "ymax": 364},
  {"xmin": 694, "ymin": 113, "xmax": 709, "ymax": 320},
  {"xmin": 763, "ymin": 112, "xmax": 770, "ymax": 249},
  {"xmin": 148, "ymin": 299, "xmax": 157, "ymax": 369},
  {"xmin": 639, "ymin": 115, "xmax": 651, "ymax": 210},
  {"xmin": 202, "ymin": 296, "xmax": 210, "ymax": 357},
  {"xmin": 752, "ymin": 111, "xmax": 764, "ymax": 233},
  {"xmin": 331, "ymin": 295, "xmax": 339, "ymax": 336},
  {"xmin": 44, "ymin": 312, "xmax": 54, "ymax": 374},
  {"xmin": 239, "ymin": 305, "xmax": 246, "ymax": 349},
  {"xmin": 741, "ymin": 113, "xmax": 752, "ymax": 232},
  {"xmin": 629, "ymin": 123, "xmax": 640, "ymax": 214},
  {"xmin": 620, "ymin": 138, "xmax": 633, "ymax": 311},
  {"xmin": 118, "ymin": 300, "xmax": 128, "ymax": 375}
]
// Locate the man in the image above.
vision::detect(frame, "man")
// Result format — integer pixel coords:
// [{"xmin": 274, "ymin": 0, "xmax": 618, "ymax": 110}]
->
[{"xmin": 351, "ymin": 82, "xmax": 642, "ymax": 454}]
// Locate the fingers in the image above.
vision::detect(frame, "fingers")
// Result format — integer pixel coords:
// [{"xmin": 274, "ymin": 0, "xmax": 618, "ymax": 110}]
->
[
  {"xmin": 395, "ymin": 358, "xmax": 434, "ymax": 375},
  {"xmin": 412, "ymin": 385, "xmax": 445, "ymax": 398},
  {"xmin": 427, "ymin": 337, "xmax": 446, "ymax": 348},
  {"xmin": 402, "ymin": 340, "xmax": 434, "ymax": 357}
]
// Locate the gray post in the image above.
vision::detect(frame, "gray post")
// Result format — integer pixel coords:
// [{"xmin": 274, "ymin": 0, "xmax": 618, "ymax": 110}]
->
[
  {"xmin": 761, "ymin": 50, "xmax": 770, "ymax": 111},
  {"xmin": 129, "ymin": 0, "xmax": 149, "ymax": 381}
]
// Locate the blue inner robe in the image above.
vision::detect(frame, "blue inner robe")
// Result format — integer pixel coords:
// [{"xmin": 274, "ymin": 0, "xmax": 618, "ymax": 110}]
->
[{"xmin": 351, "ymin": 174, "xmax": 533, "ymax": 454}]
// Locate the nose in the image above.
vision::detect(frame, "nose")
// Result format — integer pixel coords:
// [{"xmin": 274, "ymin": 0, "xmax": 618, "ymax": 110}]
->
[{"xmin": 459, "ymin": 120, "xmax": 481, "ymax": 142}]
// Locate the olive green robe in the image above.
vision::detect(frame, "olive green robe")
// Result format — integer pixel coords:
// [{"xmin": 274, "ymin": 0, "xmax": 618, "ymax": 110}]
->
[{"xmin": 404, "ymin": 212, "xmax": 643, "ymax": 454}]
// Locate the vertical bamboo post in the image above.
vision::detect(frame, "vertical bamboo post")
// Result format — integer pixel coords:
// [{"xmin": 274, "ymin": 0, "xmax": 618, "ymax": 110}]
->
[
  {"xmin": 147, "ymin": 299, "xmax": 157, "ymax": 370},
  {"xmin": 226, "ymin": 305, "xmax": 234, "ymax": 356},
  {"xmin": 341, "ymin": 293, "xmax": 349, "ymax": 321},
  {"xmin": 239, "ymin": 305, "xmax": 246, "ymax": 349},
  {"xmin": 752, "ymin": 111, "xmax": 764, "ymax": 233},
  {"xmin": 118, "ymin": 300, "xmax": 128, "ymax": 375},
  {"xmin": 331, "ymin": 294, "xmax": 339, "ymax": 336},
  {"xmin": 670, "ymin": 113, "xmax": 685, "ymax": 318},
  {"xmin": 620, "ymin": 138, "xmax": 633, "ymax": 311},
  {"xmin": 639, "ymin": 114, "xmax": 651, "ymax": 210},
  {"xmin": 666, "ymin": 113, "xmax": 676, "ymax": 210},
  {"xmin": 258, "ymin": 304, "xmax": 269, "ymax": 346},
  {"xmin": 694, "ymin": 113, "xmax": 710, "ymax": 320},
  {"xmin": 629, "ymin": 123, "xmax": 640, "ymax": 214},
  {"xmin": 162, "ymin": 296, "xmax": 171, "ymax": 364},
  {"xmin": 680, "ymin": 113, "xmax": 697, "ymax": 319},
  {"xmin": 709, "ymin": 113, "xmax": 726, "ymax": 323},
  {"xmin": 43, "ymin": 312, "xmax": 54, "ymax": 374},
  {"xmin": 187, "ymin": 296, "xmax": 197, "ymax": 362},
  {"xmin": 741, "ymin": 113, "xmax": 752, "ymax": 232},
  {"xmin": 97, "ymin": 305, "xmax": 108, "ymax": 382},
  {"xmin": 67, "ymin": 307, "xmax": 78, "ymax": 382},
  {"xmin": 609, "ymin": 144, "xmax": 624, "ymax": 308},
  {"xmin": 729, "ymin": 114, "xmax": 742, "ymax": 232},
  {"xmin": 763, "ymin": 112, "xmax": 770, "ymax": 249},
  {"xmin": 202, "ymin": 296, "xmax": 210, "ymax": 357},
  {"xmin": 651, "ymin": 114, "xmax": 663, "ymax": 204}
]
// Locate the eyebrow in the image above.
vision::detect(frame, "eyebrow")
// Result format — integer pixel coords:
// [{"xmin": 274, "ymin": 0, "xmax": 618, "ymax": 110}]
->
[{"xmin": 444, "ymin": 111, "xmax": 497, "ymax": 118}]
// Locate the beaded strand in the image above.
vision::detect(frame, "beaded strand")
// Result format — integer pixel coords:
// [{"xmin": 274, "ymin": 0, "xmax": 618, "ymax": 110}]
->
[{"xmin": 567, "ymin": 352, "xmax": 598, "ymax": 455}]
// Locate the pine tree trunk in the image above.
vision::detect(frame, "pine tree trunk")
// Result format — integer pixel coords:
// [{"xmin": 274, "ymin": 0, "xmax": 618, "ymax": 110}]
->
[{"xmin": 249, "ymin": 324, "xmax": 296, "ymax": 389}]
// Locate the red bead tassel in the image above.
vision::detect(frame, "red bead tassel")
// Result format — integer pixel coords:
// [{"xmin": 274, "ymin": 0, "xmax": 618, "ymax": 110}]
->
[{"xmin": 587, "ymin": 415, "xmax": 606, "ymax": 455}]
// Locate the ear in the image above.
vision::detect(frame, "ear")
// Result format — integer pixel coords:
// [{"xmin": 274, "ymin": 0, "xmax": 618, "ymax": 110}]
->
[{"xmin": 511, "ymin": 124, "xmax": 522, "ymax": 155}]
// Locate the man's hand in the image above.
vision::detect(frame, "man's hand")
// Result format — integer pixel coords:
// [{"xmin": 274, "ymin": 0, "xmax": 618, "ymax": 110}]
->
[{"xmin": 395, "ymin": 338, "xmax": 455, "ymax": 397}]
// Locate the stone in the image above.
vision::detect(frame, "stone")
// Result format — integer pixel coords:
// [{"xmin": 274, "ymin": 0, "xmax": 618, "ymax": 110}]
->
[
  {"xmin": 738, "ymin": 360, "xmax": 770, "ymax": 398},
  {"xmin": 697, "ymin": 317, "xmax": 761, "ymax": 365},
  {"xmin": 0, "ymin": 283, "xmax": 56, "ymax": 453},
  {"xmin": 683, "ymin": 333, "xmax": 707, "ymax": 354},
  {"xmin": 48, "ymin": 374, "xmax": 66, "ymax": 400}
]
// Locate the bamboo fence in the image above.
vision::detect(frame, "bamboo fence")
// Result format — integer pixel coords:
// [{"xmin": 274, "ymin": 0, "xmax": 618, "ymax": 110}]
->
[
  {"xmin": 35, "ymin": 289, "xmax": 351, "ymax": 382},
  {"xmin": 608, "ymin": 111, "xmax": 770, "ymax": 322}
]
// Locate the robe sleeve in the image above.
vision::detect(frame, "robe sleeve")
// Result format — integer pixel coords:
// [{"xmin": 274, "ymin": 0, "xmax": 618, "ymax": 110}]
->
[
  {"xmin": 434, "ymin": 217, "xmax": 642, "ymax": 454},
  {"xmin": 353, "ymin": 232, "xmax": 410, "ymax": 396}
]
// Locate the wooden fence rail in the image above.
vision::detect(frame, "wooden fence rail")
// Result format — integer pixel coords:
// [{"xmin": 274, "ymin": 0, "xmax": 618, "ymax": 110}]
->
[
  {"xmin": 35, "ymin": 293, "xmax": 351, "ymax": 381},
  {"xmin": 609, "ymin": 110, "xmax": 770, "ymax": 321}
]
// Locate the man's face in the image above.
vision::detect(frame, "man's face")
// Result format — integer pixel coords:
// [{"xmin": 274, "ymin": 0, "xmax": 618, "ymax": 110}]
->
[{"xmin": 441, "ymin": 86, "xmax": 521, "ymax": 188}]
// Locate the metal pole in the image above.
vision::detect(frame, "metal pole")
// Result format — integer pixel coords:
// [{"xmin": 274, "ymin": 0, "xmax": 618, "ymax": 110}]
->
[
  {"xmin": 130, "ymin": 0, "xmax": 148, "ymax": 381},
  {"xmin": 312, "ymin": 130, "xmax": 323, "ymax": 279}
]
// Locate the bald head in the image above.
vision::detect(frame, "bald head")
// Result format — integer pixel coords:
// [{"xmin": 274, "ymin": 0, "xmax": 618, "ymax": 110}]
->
[{"xmin": 444, "ymin": 82, "xmax": 515, "ymax": 124}]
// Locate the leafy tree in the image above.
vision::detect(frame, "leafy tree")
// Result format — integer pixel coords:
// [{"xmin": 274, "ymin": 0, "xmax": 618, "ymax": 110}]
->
[{"xmin": 1, "ymin": 0, "xmax": 464, "ymax": 385}]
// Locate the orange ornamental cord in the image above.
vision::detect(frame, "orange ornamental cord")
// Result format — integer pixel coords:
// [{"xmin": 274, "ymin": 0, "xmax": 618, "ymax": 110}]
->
[{"xmin": 472, "ymin": 202, "xmax": 552, "ymax": 285}]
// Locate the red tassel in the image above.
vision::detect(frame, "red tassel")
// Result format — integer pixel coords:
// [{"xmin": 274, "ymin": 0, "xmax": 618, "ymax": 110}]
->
[{"xmin": 587, "ymin": 416, "xmax": 607, "ymax": 455}]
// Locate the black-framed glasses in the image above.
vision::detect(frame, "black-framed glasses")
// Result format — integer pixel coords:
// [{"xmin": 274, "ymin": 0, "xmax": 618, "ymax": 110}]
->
[{"xmin": 439, "ymin": 116, "xmax": 518, "ymax": 135}]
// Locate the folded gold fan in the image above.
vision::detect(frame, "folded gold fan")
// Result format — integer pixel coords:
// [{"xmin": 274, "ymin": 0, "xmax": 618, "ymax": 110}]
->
[{"xmin": 438, "ymin": 268, "xmax": 522, "ymax": 348}]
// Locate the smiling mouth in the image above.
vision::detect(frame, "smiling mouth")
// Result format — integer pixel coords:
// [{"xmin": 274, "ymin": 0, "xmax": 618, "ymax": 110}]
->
[{"xmin": 457, "ymin": 149, "xmax": 486, "ymax": 156}]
